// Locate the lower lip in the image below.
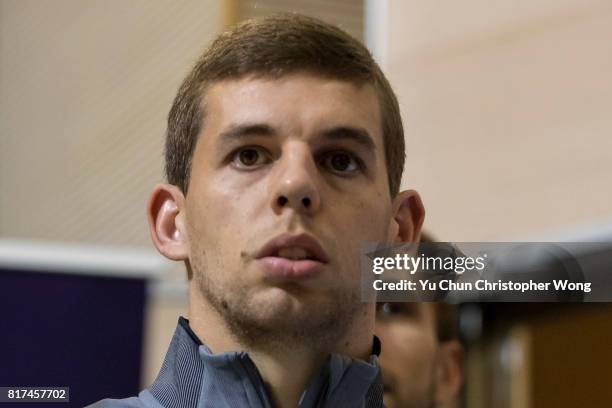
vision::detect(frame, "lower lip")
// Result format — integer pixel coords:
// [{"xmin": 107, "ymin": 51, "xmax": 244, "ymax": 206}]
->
[{"xmin": 257, "ymin": 257, "xmax": 325, "ymax": 280}]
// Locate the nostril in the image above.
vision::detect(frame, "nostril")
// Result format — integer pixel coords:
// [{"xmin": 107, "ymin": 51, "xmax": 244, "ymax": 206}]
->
[
  {"xmin": 302, "ymin": 197, "xmax": 311, "ymax": 208},
  {"xmin": 277, "ymin": 196, "xmax": 288, "ymax": 207}
]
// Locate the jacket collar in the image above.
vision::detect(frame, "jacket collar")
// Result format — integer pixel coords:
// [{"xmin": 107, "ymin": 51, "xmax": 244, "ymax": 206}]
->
[{"xmin": 145, "ymin": 317, "xmax": 383, "ymax": 408}]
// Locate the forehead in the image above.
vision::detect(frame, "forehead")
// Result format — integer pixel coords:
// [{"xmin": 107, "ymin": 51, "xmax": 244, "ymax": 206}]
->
[{"xmin": 201, "ymin": 73, "xmax": 382, "ymax": 143}]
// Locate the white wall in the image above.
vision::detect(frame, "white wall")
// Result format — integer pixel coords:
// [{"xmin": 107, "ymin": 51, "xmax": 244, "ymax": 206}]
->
[
  {"xmin": 0, "ymin": 0, "xmax": 223, "ymax": 247},
  {"xmin": 380, "ymin": 0, "xmax": 612, "ymax": 240}
]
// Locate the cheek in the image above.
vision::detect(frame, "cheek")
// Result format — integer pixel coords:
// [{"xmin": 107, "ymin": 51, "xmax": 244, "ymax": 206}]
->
[
  {"xmin": 190, "ymin": 173, "xmax": 265, "ymax": 228},
  {"xmin": 214, "ymin": 169, "xmax": 270, "ymax": 218},
  {"xmin": 184, "ymin": 188, "xmax": 238, "ymax": 257},
  {"xmin": 326, "ymin": 195, "xmax": 392, "ymax": 277},
  {"xmin": 349, "ymin": 198, "xmax": 392, "ymax": 241},
  {"xmin": 378, "ymin": 324, "xmax": 437, "ymax": 369}
]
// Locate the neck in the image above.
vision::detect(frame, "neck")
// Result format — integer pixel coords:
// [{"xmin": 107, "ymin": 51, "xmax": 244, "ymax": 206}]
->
[{"xmin": 187, "ymin": 285, "xmax": 375, "ymax": 408}]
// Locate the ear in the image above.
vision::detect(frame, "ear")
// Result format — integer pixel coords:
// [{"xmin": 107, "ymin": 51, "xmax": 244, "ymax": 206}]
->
[
  {"xmin": 390, "ymin": 190, "xmax": 425, "ymax": 243},
  {"xmin": 147, "ymin": 183, "xmax": 189, "ymax": 261},
  {"xmin": 434, "ymin": 340, "xmax": 464, "ymax": 405}
]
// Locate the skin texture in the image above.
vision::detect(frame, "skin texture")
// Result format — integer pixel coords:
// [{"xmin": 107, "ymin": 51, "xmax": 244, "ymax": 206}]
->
[
  {"xmin": 375, "ymin": 303, "xmax": 463, "ymax": 408},
  {"xmin": 147, "ymin": 72, "xmax": 425, "ymax": 407}
]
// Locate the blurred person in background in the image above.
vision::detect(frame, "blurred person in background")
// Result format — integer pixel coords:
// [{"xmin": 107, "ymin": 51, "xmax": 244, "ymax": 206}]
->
[
  {"xmin": 376, "ymin": 232, "xmax": 463, "ymax": 408},
  {"xmin": 376, "ymin": 302, "xmax": 463, "ymax": 408},
  {"xmin": 90, "ymin": 13, "xmax": 425, "ymax": 408}
]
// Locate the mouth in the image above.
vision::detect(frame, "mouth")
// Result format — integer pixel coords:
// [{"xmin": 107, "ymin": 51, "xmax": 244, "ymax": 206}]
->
[{"xmin": 255, "ymin": 233, "xmax": 330, "ymax": 279}]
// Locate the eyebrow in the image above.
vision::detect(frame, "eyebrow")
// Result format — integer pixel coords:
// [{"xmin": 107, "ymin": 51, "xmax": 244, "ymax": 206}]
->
[
  {"xmin": 319, "ymin": 126, "xmax": 376, "ymax": 151},
  {"xmin": 217, "ymin": 123, "xmax": 277, "ymax": 147},
  {"xmin": 217, "ymin": 123, "xmax": 376, "ymax": 151}
]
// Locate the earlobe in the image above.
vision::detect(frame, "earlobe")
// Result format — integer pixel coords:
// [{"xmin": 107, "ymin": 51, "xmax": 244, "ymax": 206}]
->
[
  {"xmin": 147, "ymin": 184, "xmax": 189, "ymax": 261},
  {"xmin": 391, "ymin": 190, "xmax": 425, "ymax": 243}
]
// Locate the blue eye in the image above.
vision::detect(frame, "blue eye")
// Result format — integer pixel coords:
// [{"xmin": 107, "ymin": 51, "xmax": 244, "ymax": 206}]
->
[{"xmin": 231, "ymin": 146, "xmax": 270, "ymax": 169}]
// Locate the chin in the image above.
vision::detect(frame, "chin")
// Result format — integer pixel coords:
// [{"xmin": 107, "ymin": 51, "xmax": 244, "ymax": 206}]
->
[
  {"xmin": 383, "ymin": 392, "xmax": 396, "ymax": 408},
  {"xmin": 248, "ymin": 286, "xmax": 319, "ymax": 318},
  {"xmin": 239, "ymin": 286, "xmax": 348, "ymax": 330},
  {"xmin": 202, "ymin": 275, "xmax": 361, "ymax": 347}
]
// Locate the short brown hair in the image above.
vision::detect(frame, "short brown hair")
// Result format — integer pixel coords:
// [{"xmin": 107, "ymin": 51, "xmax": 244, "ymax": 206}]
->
[{"xmin": 165, "ymin": 13, "xmax": 405, "ymax": 197}]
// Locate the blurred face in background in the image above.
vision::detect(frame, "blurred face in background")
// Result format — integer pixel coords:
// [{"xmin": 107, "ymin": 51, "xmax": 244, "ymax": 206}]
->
[{"xmin": 376, "ymin": 303, "xmax": 463, "ymax": 408}]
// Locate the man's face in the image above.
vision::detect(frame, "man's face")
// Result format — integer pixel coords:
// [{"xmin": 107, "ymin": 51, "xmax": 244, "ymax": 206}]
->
[
  {"xmin": 376, "ymin": 303, "xmax": 440, "ymax": 408},
  {"xmin": 183, "ymin": 73, "xmax": 394, "ymax": 346}
]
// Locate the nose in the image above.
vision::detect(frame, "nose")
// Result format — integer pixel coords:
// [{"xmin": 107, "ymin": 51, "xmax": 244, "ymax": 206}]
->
[{"xmin": 270, "ymin": 143, "xmax": 321, "ymax": 215}]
